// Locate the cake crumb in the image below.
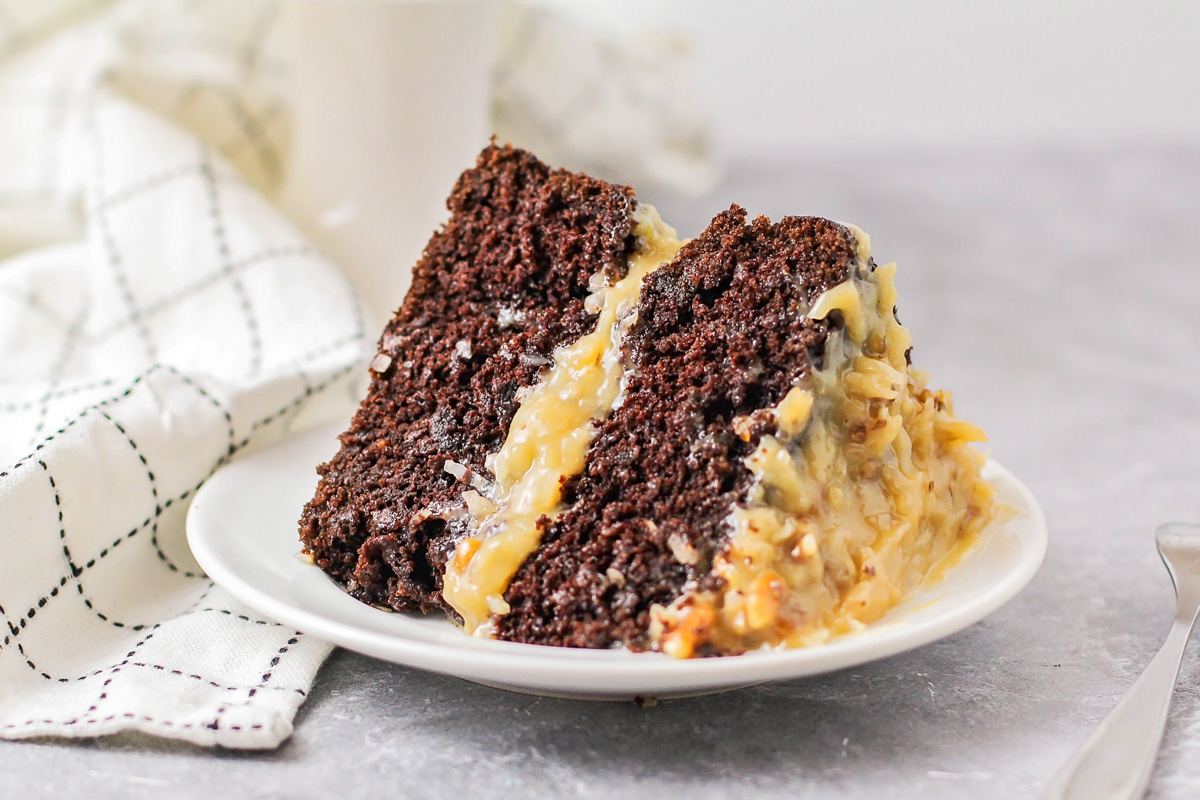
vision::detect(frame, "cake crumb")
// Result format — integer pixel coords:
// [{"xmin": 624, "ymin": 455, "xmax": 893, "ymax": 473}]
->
[{"xmin": 369, "ymin": 353, "xmax": 392, "ymax": 373}]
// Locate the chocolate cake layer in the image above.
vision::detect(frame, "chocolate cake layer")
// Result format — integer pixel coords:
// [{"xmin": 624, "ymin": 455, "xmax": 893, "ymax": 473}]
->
[
  {"xmin": 494, "ymin": 207, "xmax": 859, "ymax": 650},
  {"xmin": 301, "ymin": 146, "xmax": 995, "ymax": 657},
  {"xmin": 298, "ymin": 144, "xmax": 637, "ymax": 613}
]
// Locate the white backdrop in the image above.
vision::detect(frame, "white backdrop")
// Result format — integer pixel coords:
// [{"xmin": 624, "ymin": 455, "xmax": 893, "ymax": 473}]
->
[{"xmin": 556, "ymin": 0, "xmax": 1200, "ymax": 155}]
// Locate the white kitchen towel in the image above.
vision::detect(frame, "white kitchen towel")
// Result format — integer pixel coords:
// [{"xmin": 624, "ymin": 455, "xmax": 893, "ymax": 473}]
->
[
  {"xmin": 0, "ymin": 3, "xmax": 367, "ymax": 748},
  {"xmin": 0, "ymin": 0, "xmax": 711, "ymax": 749},
  {"xmin": 493, "ymin": 2, "xmax": 717, "ymax": 195}
]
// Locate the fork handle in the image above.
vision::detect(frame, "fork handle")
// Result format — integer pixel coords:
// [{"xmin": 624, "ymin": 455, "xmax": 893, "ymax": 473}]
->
[{"xmin": 1041, "ymin": 588, "xmax": 1200, "ymax": 800}]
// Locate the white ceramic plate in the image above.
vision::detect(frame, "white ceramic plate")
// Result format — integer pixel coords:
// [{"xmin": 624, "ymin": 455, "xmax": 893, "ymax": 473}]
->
[{"xmin": 187, "ymin": 422, "xmax": 1047, "ymax": 700}]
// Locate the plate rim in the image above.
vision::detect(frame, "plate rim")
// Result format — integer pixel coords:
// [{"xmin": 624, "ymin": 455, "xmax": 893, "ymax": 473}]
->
[{"xmin": 186, "ymin": 423, "xmax": 1047, "ymax": 695}]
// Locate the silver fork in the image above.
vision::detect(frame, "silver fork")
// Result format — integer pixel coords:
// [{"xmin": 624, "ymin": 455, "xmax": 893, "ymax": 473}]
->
[{"xmin": 1042, "ymin": 522, "xmax": 1200, "ymax": 800}]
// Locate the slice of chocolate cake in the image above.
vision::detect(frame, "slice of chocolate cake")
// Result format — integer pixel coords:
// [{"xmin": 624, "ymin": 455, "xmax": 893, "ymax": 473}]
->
[
  {"xmin": 300, "ymin": 144, "xmax": 994, "ymax": 657},
  {"xmin": 298, "ymin": 144, "xmax": 648, "ymax": 614}
]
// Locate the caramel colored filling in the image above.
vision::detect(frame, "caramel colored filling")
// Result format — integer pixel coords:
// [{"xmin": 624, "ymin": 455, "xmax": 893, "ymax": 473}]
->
[
  {"xmin": 649, "ymin": 227, "xmax": 994, "ymax": 657},
  {"xmin": 441, "ymin": 212, "xmax": 993, "ymax": 654},
  {"xmin": 441, "ymin": 207, "xmax": 685, "ymax": 634}
]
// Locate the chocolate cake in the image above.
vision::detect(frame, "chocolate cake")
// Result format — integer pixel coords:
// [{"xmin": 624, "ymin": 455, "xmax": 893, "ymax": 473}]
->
[{"xmin": 299, "ymin": 144, "xmax": 994, "ymax": 657}]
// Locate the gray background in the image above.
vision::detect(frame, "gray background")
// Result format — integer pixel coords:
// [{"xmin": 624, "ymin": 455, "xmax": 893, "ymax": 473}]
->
[
  {"xmin": 3, "ymin": 149, "xmax": 1199, "ymax": 798},
  {"xmin": 573, "ymin": 1, "xmax": 1200, "ymax": 153}
]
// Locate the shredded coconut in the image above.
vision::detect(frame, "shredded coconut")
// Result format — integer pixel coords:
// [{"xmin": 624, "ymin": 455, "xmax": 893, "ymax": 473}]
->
[{"xmin": 496, "ymin": 307, "xmax": 525, "ymax": 329}]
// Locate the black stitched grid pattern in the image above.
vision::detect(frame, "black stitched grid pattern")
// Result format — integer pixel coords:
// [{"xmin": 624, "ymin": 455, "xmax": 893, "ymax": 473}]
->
[
  {"xmin": 0, "ymin": 0, "xmax": 290, "ymax": 219},
  {"xmin": 0, "ymin": 11, "xmax": 369, "ymax": 745},
  {"xmin": 0, "ymin": 0, "xmax": 695, "ymax": 750}
]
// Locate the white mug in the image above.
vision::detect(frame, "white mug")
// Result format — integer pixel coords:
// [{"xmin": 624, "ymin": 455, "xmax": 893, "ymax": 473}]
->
[{"xmin": 280, "ymin": 0, "xmax": 496, "ymax": 330}]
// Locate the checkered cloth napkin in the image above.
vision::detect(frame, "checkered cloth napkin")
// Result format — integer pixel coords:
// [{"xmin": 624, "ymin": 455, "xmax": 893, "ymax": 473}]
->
[
  {"xmin": 0, "ymin": 3, "xmax": 366, "ymax": 748},
  {"xmin": 0, "ymin": 0, "xmax": 711, "ymax": 749}
]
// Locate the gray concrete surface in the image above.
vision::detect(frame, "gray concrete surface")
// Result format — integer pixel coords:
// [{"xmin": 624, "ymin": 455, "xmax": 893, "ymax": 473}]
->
[{"xmin": 2, "ymin": 148, "xmax": 1199, "ymax": 798}]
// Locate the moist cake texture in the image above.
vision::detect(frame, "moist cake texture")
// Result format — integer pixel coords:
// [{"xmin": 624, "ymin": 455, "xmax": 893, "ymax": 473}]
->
[
  {"xmin": 298, "ymin": 144, "xmax": 637, "ymax": 614},
  {"xmin": 300, "ymin": 144, "xmax": 994, "ymax": 656}
]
